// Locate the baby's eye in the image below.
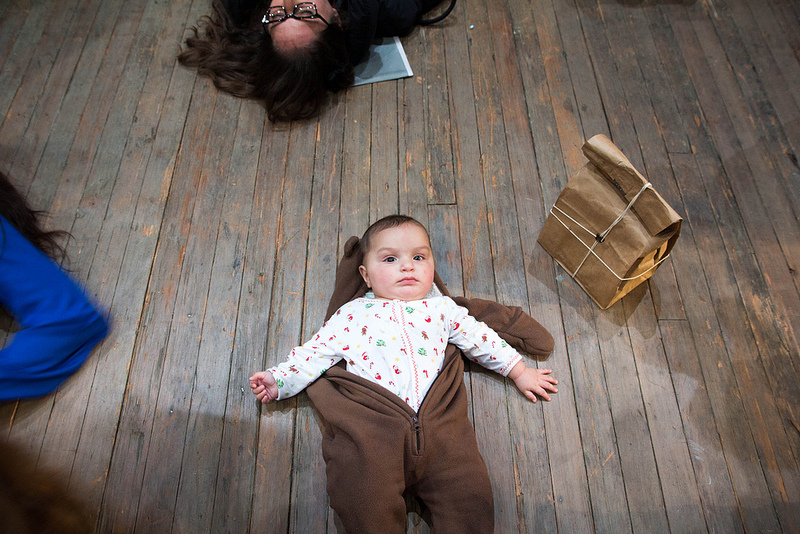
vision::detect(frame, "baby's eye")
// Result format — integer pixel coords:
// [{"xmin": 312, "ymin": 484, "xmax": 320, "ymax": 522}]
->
[
  {"xmin": 413, "ymin": 254, "xmax": 425, "ymax": 261},
  {"xmin": 383, "ymin": 256, "xmax": 396, "ymax": 263}
]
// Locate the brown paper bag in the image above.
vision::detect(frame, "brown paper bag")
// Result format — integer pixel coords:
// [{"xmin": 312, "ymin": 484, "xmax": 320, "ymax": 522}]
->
[{"xmin": 537, "ymin": 134, "xmax": 682, "ymax": 309}]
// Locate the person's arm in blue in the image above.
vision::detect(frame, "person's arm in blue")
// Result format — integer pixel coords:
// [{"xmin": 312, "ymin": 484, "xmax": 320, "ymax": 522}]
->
[{"xmin": 0, "ymin": 215, "xmax": 109, "ymax": 402}]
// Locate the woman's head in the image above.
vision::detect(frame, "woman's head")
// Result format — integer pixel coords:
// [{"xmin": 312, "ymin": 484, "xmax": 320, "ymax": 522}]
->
[
  {"xmin": 263, "ymin": 0, "xmax": 338, "ymax": 52},
  {"xmin": 252, "ymin": 16, "xmax": 353, "ymax": 121},
  {"xmin": 178, "ymin": 0, "xmax": 353, "ymax": 122}
]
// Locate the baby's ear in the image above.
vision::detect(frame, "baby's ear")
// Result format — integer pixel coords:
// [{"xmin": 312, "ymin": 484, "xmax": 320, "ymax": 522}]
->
[{"xmin": 358, "ymin": 264, "xmax": 370, "ymax": 287}]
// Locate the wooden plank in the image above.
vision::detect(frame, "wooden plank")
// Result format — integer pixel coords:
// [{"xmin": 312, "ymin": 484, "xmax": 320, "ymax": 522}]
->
[
  {"xmin": 663, "ymin": 11, "xmax": 800, "ymax": 530},
  {"xmin": 615, "ymin": 3, "xmax": 689, "ymax": 320},
  {"xmin": 594, "ymin": 304, "xmax": 671, "ymax": 534},
  {"xmin": 662, "ymin": 153, "xmax": 749, "ymax": 533},
  {"xmin": 681, "ymin": 2, "xmax": 800, "ymax": 359},
  {"xmin": 91, "ymin": 13, "xmax": 202, "ymax": 533},
  {"xmin": 664, "ymin": 0, "xmax": 797, "ymax": 444},
  {"xmin": 371, "ymin": 81, "xmax": 400, "ymax": 218},
  {"xmin": 427, "ymin": 205, "xmax": 462, "ymax": 292},
  {"xmin": 503, "ymin": 0, "xmax": 594, "ymax": 530},
  {"xmin": 23, "ymin": 0, "xmax": 125, "ymax": 212},
  {"xmin": 3, "ymin": 0, "xmax": 90, "ymax": 182},
  {"xmin": 67, "ymin": 0, "xmax": 197, "ymax": 463},
  {"xmin": 420, "ymin": 25, "xmax": 456, "ymax": 205},
  {"xmin": 4, "ymin": 395, "xmax": 54, "ymax": 458},
  {"xmin": 35, "ymin": 0, "xmax": 156, "ymax": 492},
  {"xmin": 443, "ymin": 0, "xmax": 493, "ymax": 299},
  {"xmin": 674, "ymin": 155, "xmax": 788, "ymax": 532},
  {"xmin": 666, "ymin": 135, "xmax": 782, "ymax": 532},
  {"xmin": 754, "ymin": 0, "xmax": 800, "ymax": 108},
  {"xmin": 398, "ymin": 30, "xmax": 432, "ymax": 223},
  {"xmin": 338, "ymin": 85, "xmax": 372, "ymax": 247},
  {"xmin": 168, "ymin": 97, "xmax": 261, "ymax": 519},
  {"xmin": 528, "ymin": 2, "xmax": 635, "ymax": 532},
  {"xmin": 457, "ymin": 0, "xmax": 530, "ymax": 530},
  {"xmin": 623, "ymin": 284, "xmax": 707, "ymax": 532},
  {"xmin": 249, "ymin": 118, "xmax": 319, "ymax": 532},
  {"xmin": 288, "ymin": 93, "xmax": 346, "ymax": 534},
  {"xmin": 0, "ymin": 400, "xmax": 16, "ymax": 441},
  {"xmin": 208, "ymin": 116, "xmax": 287, "ymax": 533},
  {"xmin": 560, "ymin": 286, "xmax": 633, "ymax": 534},
  {"xmin": 624, "ymin": 4, "xmax": 690, "ymax": 155},
  {"xmin": 665, "ymin": 3, "xmax": 800, "ymax": 525},
  {"xmin": 96, "ymin": 67, "xmax": 215, "ymax": 533},
  {"xmin": 549, "ymin": 0, "xmax": 606, "ymax": 140},
  {"xmin": 0, "ymin": 1, "xmax": 30, "ymax": 70},
  {"xmin": 170, "ymin": 95, "xmax": 252, "ymax": 534},
  {"xmin": 661, "ymin": 318, "xmax": 745, "ymax": 533},
  {"xmin": 720, "ymin": 0, "xmax": 800, "ymax": 217},
  {"xmin": 651, "ymin": 0, "xmax": 800, "ymax": 402},
  {"xmin": 784, "ymin": 0, "xmax": 800, "ymax": 21},
  {"xmin": 766, "ymin": 0, "xmax": 800, "ymax": 75},
  {"xmin": 131, "ymin": 81, "xmax": 238, "ymax": 532},
  {"xmin": 0, "ymin": 0, "xmax": 51, "ymax": 136},
  {"xmin": 479, "ymin": 1, "xmax": 566, "ymax": 531}
]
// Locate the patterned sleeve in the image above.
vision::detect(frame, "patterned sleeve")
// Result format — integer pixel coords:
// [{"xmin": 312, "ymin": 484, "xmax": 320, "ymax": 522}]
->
[
  {"xmin": 266, "ymin": 311, "xmax": 348, "ymax": 400},
  {"xmin": 443, "ymin": 298, "xmax": 522, "ymax": 376}
]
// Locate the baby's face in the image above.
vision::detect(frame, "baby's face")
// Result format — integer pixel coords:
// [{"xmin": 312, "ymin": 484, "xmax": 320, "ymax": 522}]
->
[{"xmin": 358, "ymin": 224, "xmax": 435, "ymax": 301}]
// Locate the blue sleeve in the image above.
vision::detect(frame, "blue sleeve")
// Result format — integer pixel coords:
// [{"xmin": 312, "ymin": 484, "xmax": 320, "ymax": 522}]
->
[{"xmin": 0, "ymin": 215, "xmax": 109, "ymax": 401}]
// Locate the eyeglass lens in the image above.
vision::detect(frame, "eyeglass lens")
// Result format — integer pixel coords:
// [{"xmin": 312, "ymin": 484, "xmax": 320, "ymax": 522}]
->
[{"xmin": 265, "ymin": 3, "xmax": 318, "ymax": 22}]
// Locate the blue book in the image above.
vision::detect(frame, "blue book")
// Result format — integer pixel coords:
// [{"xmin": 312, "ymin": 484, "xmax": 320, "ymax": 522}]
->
[{"xmin": 352, "ymin": 36, "xmax": 414, "ymax": 86}]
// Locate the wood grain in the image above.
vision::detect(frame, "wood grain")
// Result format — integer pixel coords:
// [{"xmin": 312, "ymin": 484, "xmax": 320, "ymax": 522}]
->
[{"xmin": 2, "ymin": 0, "xmax": 798, "ymax": 531}]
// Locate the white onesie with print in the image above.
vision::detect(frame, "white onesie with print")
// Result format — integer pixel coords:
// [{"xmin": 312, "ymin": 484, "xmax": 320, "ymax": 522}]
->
[{"xmin": 267, "ymin": 289, "xmax": 522, "ymax": 411}]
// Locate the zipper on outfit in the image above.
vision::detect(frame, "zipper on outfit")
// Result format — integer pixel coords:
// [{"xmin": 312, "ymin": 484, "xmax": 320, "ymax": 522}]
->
[{"xmin": 411, "ymin": 415, "xmax": 421, "ymax": 454}]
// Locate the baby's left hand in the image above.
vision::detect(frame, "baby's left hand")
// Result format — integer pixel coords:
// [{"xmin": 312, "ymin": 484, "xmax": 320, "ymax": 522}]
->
[{"xmin": 509, "ymin": 364, "xmax": 558, "ymax": 403}]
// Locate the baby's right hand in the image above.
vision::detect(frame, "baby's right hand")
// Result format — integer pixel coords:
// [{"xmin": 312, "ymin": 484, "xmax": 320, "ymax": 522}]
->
[{"xmin": 249, "ymin": 371, "xmax": 279, "ymax": 404}]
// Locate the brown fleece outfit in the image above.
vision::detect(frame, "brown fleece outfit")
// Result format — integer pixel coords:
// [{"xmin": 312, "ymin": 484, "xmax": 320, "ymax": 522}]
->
[{"xmin": 305, "ymin": 236, "xmax": 555, "ymax": 533}]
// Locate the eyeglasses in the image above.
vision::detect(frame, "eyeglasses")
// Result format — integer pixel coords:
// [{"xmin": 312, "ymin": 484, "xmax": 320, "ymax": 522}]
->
[{"xmin": 262, "ymin": 2, "xmax": 330, "ymax": 26}]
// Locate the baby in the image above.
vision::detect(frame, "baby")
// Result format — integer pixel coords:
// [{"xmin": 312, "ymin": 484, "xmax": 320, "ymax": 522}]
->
[{"xmin": 250, "ymin": 215, "xmax": 557, "ymax": 532}]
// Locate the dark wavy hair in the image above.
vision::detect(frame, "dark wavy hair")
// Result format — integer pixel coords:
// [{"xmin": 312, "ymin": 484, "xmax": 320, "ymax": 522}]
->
[
  {"xmin": 0, "ymin": 171, "xmax": 69, "ymax": 261},
  {"xmin": 360, "ymin": 215, "xmax": 430, "ymax": 256},
  {"xmin": 178, "ymin": 0, "xmax": 353, "ymax": 122}
]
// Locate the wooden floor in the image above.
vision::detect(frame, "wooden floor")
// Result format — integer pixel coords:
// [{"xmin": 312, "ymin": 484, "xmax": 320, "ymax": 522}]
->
[{"xmin": 1, "ymin": 0, "xmax": 799, "ymax": 532}]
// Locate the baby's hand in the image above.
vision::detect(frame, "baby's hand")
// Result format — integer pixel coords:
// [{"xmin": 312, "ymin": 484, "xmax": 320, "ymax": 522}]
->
[
  {"xmin": 249, "ymin": 371, "xmax": 279, "ymax": 404},
  {"xmin": 508, "ymin": 363, "xmax": 558, "ymax": 403}
]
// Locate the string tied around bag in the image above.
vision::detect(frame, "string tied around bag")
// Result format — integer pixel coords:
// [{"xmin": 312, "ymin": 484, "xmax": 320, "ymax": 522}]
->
[{"xmin": 549, "ymin": 182, "xmax": 670, "ymax": 281}]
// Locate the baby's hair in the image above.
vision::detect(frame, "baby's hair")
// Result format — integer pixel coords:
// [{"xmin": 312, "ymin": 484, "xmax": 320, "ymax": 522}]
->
[{"xmin": 360, "ymin": 215, "xmax": 430, "ymax": 256}]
